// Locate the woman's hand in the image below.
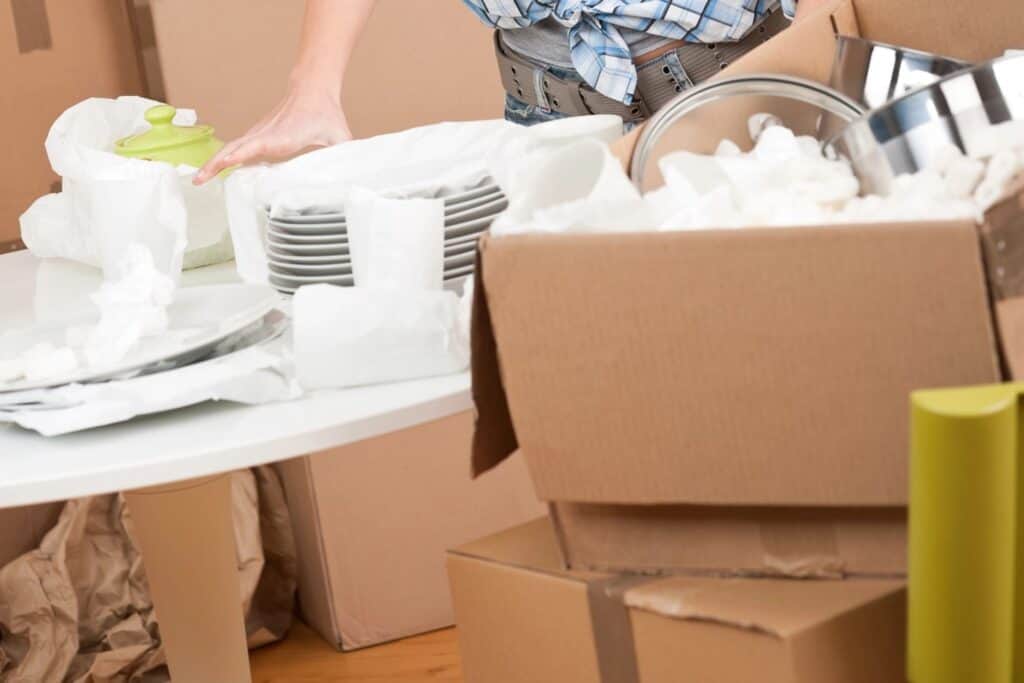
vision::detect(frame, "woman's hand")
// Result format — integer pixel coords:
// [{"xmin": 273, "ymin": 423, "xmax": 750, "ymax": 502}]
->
[
  {"xmin": 194, "ymin": 85, "xmax": 352, "ymax": 184},
  {"xmin": 193, "ymin": 0, "xmax": 377, "ymax": 183}
]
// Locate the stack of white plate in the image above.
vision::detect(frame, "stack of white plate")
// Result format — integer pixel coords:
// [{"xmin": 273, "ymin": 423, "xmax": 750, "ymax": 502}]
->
[{"xmin": 264, "ymin": 181, "xmax": 507, "ymax": 295}]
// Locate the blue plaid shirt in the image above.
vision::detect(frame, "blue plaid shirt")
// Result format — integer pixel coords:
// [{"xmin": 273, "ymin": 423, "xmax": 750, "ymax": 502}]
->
[{"xmin": 463, "ymin": 0, "xmax": 786, "ymax": 104}]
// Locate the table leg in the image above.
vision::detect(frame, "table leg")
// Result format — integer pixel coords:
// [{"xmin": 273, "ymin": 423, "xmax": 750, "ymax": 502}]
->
[{"xmin": 124, "ymin": 474, "xmax": 251, "ymax": 683}]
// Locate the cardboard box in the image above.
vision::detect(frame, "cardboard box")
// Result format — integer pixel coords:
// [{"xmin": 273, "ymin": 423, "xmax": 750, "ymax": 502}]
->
[
  {"xmin": 472, "ymin": 0, "xmax": 1023, "ymax": 577},
  {"xmin": 146, "ymin": 0, "xmax": 504, "ymax": 141},
  {"xmin": 0, "ymin": 0, "xmax": 143, "ymax": 244},
  {"xmin": 448, "ymin": 518, "xmax": 907, "ymax": 683},
  {"xmin": 0, "ymin": 502, "xmax": 63, "ymax": 568},
  {"xmin": 274, "ymin": 411, "xmax": 545, "ymax": 650}
]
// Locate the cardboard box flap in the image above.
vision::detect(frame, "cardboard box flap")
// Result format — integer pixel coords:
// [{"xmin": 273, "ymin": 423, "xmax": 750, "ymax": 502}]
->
[
  {"xmin": 851, "ymin": 0, "xmax": 1024, "ymax": 62},
  {"xmin": 623, "ymin": 576, "xmax": 904, "ymax": 638},
  {"xmin": 451, "ymin": 516, "xmax": 563, "ymax": 572},
  {"xmin": 471, "ymin": 245, "xmax": 520, "ymax": 477},
  {"xmin": 473, "ymin": 223, "xmax": 1000, "ymax": 506}
]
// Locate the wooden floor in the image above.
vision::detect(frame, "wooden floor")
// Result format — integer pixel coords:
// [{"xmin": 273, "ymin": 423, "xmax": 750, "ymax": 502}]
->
[{"xmin": 250, "ymin": 621, "xmax": 463, "ymax": 682}]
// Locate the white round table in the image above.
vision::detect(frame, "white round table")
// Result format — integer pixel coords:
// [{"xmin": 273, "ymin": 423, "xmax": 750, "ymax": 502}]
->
[{"xmin": 0, "ymin": 251, "xmax": 471, "ymax": 681}]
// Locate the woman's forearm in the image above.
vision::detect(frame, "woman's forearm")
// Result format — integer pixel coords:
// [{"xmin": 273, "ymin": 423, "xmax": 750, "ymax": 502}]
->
[{"xmin": 290, "ymin": 0, "xmax": 377, "ymax": 99}]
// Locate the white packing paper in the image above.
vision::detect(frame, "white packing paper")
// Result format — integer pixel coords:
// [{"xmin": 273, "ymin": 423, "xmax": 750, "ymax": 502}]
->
[
  {"xmin": 292, "ymin": 284, "xmax": 468, "ymax": 390},
  {"xmin": 346, "ymin": 188, "xmax": 445, "ymax": 290},
  {"xmin": 490, "ymin": 114, "xmax": 1022, "ymax": 237},
  {"xmin": 491, "ymin": 138, "xmax": 641, "ymax": 236},
  {"xmin": 19, "ymin": 96, "xmax": 192, "ymax": 280}
]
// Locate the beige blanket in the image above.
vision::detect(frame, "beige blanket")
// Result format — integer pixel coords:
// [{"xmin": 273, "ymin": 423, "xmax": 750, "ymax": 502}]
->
[{"xmin": 0, "ymin": 467, "xmax": 296, "ymax": 682}]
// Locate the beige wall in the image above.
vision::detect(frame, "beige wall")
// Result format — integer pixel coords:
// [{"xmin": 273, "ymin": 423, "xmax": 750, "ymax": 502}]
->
[{"xmin": 149, "ymin": 0, "xmax": 505, "ymax": 141}]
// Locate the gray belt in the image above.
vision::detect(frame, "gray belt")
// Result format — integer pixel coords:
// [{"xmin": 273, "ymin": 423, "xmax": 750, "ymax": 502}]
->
[{"xmin": 495, "ymin": 8, "xmax": 790, "ymax": 123}]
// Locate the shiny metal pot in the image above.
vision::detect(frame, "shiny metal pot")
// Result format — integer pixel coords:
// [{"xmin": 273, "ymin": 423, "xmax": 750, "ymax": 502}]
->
[
  {"xmin": 828, "ymin": 53, "xmax": 1024, "ymax": 195},
  {"xmin": 829, "ymin": 36, "xmax": 970, "ymax": 111}
]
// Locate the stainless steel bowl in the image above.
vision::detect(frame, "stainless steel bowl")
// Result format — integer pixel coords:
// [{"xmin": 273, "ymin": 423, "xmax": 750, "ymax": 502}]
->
[
  {"xmin": 829, "ymin": 36, "xmax": 970, "ymax": 110},
  {"xmin": 630, "ymin": 74, "xmax": 865, "ymax": 189},
  {"xmin": 829, "ymin": 53, "xmax": 1024, "ymax": 195}
]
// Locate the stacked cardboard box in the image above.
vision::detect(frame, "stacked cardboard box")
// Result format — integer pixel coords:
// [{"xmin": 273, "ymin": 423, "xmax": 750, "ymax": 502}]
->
[
  {"xmin": 449, "ymin": 519, "xmax": 906, "ymax": 683},
  {"xmin": 0, "ymin": 1, "xmax": 143, "ymax": 246},
  {"xmin": 450, "ymin": 0, "xmax": 1023, "ymax": 680}
]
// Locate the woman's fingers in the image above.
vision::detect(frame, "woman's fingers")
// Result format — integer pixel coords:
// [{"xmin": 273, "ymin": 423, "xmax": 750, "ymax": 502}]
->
[
  {"xmin": 193, "ymin": 90, "xmax": 352, "ymax": 184},
  {"xmin": 194, "ymin": 136, "xmax": 249, "ymax": 184}
]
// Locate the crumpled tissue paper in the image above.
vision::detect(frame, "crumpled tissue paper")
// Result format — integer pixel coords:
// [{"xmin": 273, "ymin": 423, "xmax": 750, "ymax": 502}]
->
[
  {"xmin": 491, "ymin": 138, "xmax": 641, "ymax": 236},
  {"xmin": 0, "ymin": 245, "xmax": 181, "ymax": 386},
  {"xmin": 492, "ymin": 114, "xmax": 1023, "ymax": 236},
  {"xmin": 73, "ymin": 244, "xmax": 176, "ymax": 369},
  {"xmin": 293, "ymin": 284, "xmax": 468, "ymax": 390},
  {"xmin": 20, "ymin": 96, "xmax": 233, "ymax": 273},
  {"xmin": 19, "ymin": 96, "xmax": 193, "ymax": 279},
  {"xmin": 346, "ymin": 188, "xmax": 445, "ymax": 290}
]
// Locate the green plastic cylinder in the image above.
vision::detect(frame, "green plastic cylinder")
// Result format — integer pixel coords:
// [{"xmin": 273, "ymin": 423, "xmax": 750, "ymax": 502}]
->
[{"xmin": 909, "ymin": 383, "xmax": 1024, "ymax": 683}]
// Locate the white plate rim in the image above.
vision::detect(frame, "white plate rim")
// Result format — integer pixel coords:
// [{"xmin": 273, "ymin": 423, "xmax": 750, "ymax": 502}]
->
[
  {"xmin": 264, "ymin": 183, "xmax": 502, "ymax": 224},
  {"xmin": 0, "ymin": 285, "xmax": 280, "ymax": 394}
]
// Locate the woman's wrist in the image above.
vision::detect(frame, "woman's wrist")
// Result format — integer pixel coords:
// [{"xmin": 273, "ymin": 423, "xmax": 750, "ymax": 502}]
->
[{"xmin": 288, "ymin": 64, "xmax": 344, "ymax": 102}]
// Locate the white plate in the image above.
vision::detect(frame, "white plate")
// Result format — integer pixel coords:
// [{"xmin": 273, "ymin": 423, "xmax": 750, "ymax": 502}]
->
[
  {"xmin": 269, "ymin": 251, "xmax": 473, "ymax": 276},
  {"xmin": 268, "ymin": 220, "xmax": 347, "ymax": 236},
  {"xmin": 444, "ymin": 252, "xmax": 476, "ymax": 269},
  {"xmin": 439, "ymin": 183, "xmax": 501, "ymax": 205},
  {"xmin": 266, "ymin": 238, "xmax": 350, "ymax": 257},
  {"xmin": 267, "ymin": 228, "xmax": 348, "ymax": 245},
  {"xmin": 444, "ymin": 264, "xmax": 475, "ymax": 280},
  {"xmin": 444, "ymin": 189, "xmax": 504, "ymax": 214},
  {"xmin": 267, "ymin": 192, "xmax": 503, "ymax": 234},
  {"xmin": 445, "ymin": 232, "xmax": 485, "ymax": 249},
  {"xmin": 265, "ymin": 183, "xmax": 501, "ymax": 225},
  {"xmin": 269, "ymin": 260, "xmax": 353, "ymax": 276},
  {"xmin": 445, "ymin": 216, "xmax": 495, "ymax": 239},
  {"xmin": 270, "ymin": 272, "xmax": 355, "ymax": 287},
  {"xmin": 266, "ymin": 250, "xmax": 350, "ymax": 266},
  {"xmin": 444, "ymin": 242, "xmax": 478, "ymax": 258},
  {"xmin": 0, "ymin": 284, "xmax": 280, "ymax": 393},
  {"xmin": 444, "ymin": 196, "xmax": 508, "ymax": 224}
]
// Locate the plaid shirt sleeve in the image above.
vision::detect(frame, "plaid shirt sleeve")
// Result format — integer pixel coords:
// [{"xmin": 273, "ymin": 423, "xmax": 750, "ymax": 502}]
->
[{"xmin": 463, "ymin": 0, "xmax": 780, "ymax": 104}]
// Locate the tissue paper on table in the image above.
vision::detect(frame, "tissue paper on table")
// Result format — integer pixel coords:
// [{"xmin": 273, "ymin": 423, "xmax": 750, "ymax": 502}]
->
[
  {"xmin": 293, "ymin": 284, "xmax": 468, "ymax": 390},
  {"xmin": 225, "ymin": 119, "xmax": 519, "ymax": 284},
  {"xmin": 346, "ymin": 188, "xmax": 445, "ymax": 290},
  {"xmin": 19, "ymin": 96, "xmax": 192, "ymax": 279},
  {"xmin": 0, "ymin": 344, "xmax": 298, "ymax": 437}
]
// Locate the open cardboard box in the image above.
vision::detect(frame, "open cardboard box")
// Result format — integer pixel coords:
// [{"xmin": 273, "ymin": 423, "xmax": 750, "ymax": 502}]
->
[
  {"xmin": 470, "ymin": 0, "xmax": 1024, "ymax": 577},
  {"xmin": 449, "ymin": 518, "xmax": 906, "ymax": 683}
]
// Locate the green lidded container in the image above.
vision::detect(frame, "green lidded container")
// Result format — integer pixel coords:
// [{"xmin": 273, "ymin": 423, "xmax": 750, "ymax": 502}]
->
[
  {"xmin": 114, "ymin": 104, "xmax": 224, "ymax": 167},
  {"xmin": 114, "ymin": 104, "xmax": 234, "ymax": 269}
]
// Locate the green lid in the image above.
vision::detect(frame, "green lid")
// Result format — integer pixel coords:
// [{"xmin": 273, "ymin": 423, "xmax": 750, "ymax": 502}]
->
[{"xmin": 114, "ymin": 104, "xmax": 223, "ymax": 167}]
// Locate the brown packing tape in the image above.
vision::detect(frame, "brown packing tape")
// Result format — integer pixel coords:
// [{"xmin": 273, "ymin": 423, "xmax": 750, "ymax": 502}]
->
[
  {"xmin": 980, "ymin": 175, "xmax": 1024, "ymax": 302},
  {"xmin": 981, "ymin": 176, "xmax": 1024, "ymax": 378},
  {"xmin": 586, "ymin": 575, "xmax": 650, "ymax": 683},
  {"xmin": 10, "ymin": 0, "xmax": 51, "ymax": 53}
]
